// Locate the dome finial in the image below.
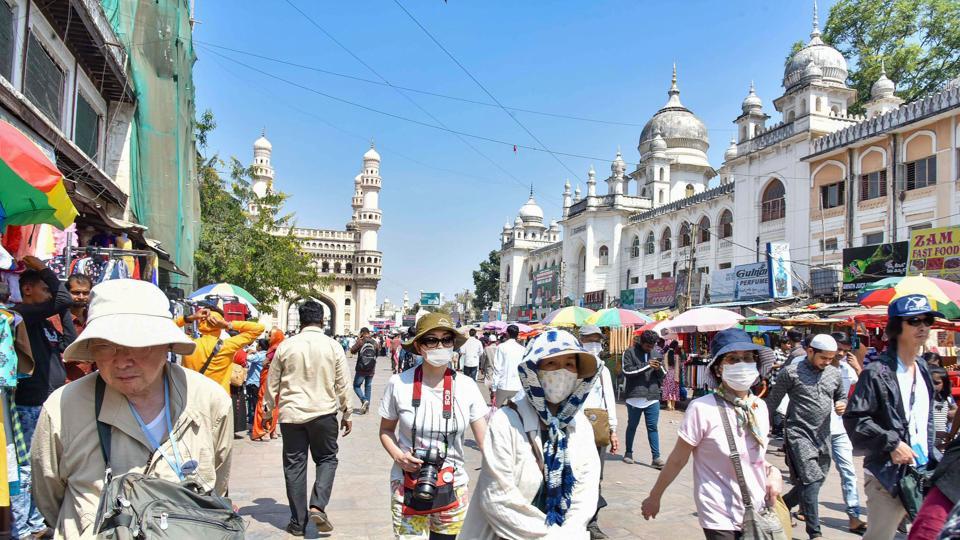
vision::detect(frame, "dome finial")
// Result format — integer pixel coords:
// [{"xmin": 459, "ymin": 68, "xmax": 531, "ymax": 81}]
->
[
  {"xmin": 529, "ymin": 184, "xmax": 534, "ymax": 198},
  {"xmin": 670, "ymin": 62, "xmax": 679, "ymax": 94},
  {"xmin": 880, "ymin": 57, "xmax": 886, "ymax": 76},
  {"xmin": 262, "ymin": 126, "xmax": 266, "ymax": 137},
  {"xmin": 811, "ymin": 0, "xmax": 821, "ymax": 39}
]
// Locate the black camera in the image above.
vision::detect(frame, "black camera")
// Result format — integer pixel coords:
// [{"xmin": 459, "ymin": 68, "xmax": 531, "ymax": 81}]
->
[{"xmin": 412, "ymin": 446, "xmax": 445, "ymax": 501}]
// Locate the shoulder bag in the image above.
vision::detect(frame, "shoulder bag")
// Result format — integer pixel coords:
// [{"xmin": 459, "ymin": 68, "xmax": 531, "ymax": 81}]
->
[
  {"xmin": 584, "ymin": 370, "xmax": 611, "ymax": 447},
  {"xmin": 714, "ymin": 394, "xmax": 787, "ymax": 540},
  {"xmin": 198, "ymin": 340, "xmax": 223, "ymax": 375}
]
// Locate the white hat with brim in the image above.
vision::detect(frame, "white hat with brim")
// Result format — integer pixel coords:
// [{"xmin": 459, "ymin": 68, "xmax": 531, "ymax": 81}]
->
[{"xmin": 63, "ymin": 279, "xmax": 196, "ymax": 362}]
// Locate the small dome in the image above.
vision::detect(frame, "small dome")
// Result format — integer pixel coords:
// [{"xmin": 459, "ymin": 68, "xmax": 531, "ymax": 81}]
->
[
  {"xmin": 354, "ymin": 174, "xmax": 362, "ymax": 185},
  {"xmin": 587, "ymin": 165, "xmax": 596, "ymax": 184},
  {"xmin": 783, "ymin": 6, "xmax": 848, "ymax": 92},
  {"xmin": 254, "ymin": 135, "xmax": 272, "ymax": 151},
  {"xmin": 549, "ymin": 220, "xmax": 559, "ymax": 229},
  {"xmin": 650, "ymin": 127, "xmax": 668, "ymax": 154},
  {"xmin": 871, "ymin": 61, "xmax": 896, "ymax": 98},
  {"xmin": 514, "ymin": 215, "xmax": 523, "ymax": 225},
  {"xmin": 503, "ymin": 222, "xmax": 511, "ymax": 231},
  {"xmin": 518, "ymin": 191, "xmax": 544, "ymax": 222},
  {"xmin": 611, "ymin": 149, "xmax": 626, "ymax": 174},
  {"xmin": 724, "ymin": 138, "xmax": 738, "ymax": 161},
  {"xmin": 639, "ymin": 65, "xmax": 709, "ymax": 158},
  {"xmin": 741, "ymin": 82, "xmax": 762, "ymax": 113},
  {"xmin": 363, "ymin": 143, "xmax": 381, "ymax": 162}
]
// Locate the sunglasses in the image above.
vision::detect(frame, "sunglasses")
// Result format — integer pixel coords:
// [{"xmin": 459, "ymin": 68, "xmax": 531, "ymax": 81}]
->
[
  {"xmin": 905, "ymin": 316, "xmax": 935, "ymax": 327},
  {"xmin": 419, "ymin": 335, "xmax": 455, "ymax": 349}
]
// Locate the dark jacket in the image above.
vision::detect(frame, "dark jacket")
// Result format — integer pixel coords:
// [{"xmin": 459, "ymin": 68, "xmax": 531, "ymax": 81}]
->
[
  {"xmin": 350, "ymin": 337, "xmax": 379, "ymax": 376},
  {"xmin": 12, "ymin": 268, "xmax": 76, "ymax": 407},
  {"xmin": 621, "ymin": 345, "xmax": 664, "ymax": 401},
  {"xmin": 842, "ymin": 351, "xmax": 938, "ymax": 494}
]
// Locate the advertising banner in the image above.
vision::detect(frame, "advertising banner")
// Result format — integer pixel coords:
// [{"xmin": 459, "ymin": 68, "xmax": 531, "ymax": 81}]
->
[
  {"xmin": 734, "ymin": 262, "xmax": 769, "ymax": 301},
  {"xmin": 402, "ymin": 315, "xmax": 416, "ymax": 327},
  {"xmin": 711, "ymin": 268, "xmax": 737, "ymax": 303},
  {"xmin": 531, "ymin": 267, "xmax": 560, "ymax": 310},
  {"xmin": 620, "ymin": 288, "xmax": 646, "ymax": 310},
  {"xmin": 908, "ymin": 226, "xmax": 960, "ymax": 284},
  {"xmin": 583, "ymin": 290, "xmax": 606, "ymax": 310},
  {"xmin": 842, "ymin": 242, "xmax": 909, "ymax": 291},
  {"xmin": 767, "ymin": 242, "xmax": 792, "ymax": 299},
  {"xmin": 420, "ymin": 292, "xmax": 441, "ymax": 306},
  {"xmin": 645, "ymin": 278, "xmax": 676, "ymax": 309}
]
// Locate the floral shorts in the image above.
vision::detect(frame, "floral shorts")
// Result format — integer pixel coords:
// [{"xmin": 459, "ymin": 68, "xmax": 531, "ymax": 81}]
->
[{"xmin": 390, "ymin": 480, "xmax": 469, "ymax": 539}]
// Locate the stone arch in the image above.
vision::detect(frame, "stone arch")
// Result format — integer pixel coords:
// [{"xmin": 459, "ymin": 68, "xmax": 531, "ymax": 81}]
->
[
  {"xmin": 286, "ymin": 294, "xmax": 338, "ymax": 335},
  {"xmin": 859, "ymin": 146, "xmax": 887, "ymax": 173},
  {"xmin": 811, "ymin": 160, "xmax": 847, "ymax": 183},
  {"xmin": 903, "ymin": 130, "xmax": 936, "ymax": 162},
  {"xmin": 760, "ymin": 178, "xmax": 786, "ymax": 222}
]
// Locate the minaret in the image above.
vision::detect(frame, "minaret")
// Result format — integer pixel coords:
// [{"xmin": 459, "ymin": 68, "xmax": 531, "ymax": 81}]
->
[
  {"xmin": 865, "ymin": 59, "xmax": 904, "ymax": 118},
  {"xmin": 645, "ymin": 127, "xmax": 671, "ymax": 206},
  {"xmin": 358, "ymin": 142, "xmax": 382, "ymax": 251},
  {"xmin": 586, "ymin": 165, "xmax": 597, "ymax": 197},
  {"xmin": 562, "ymin": 179, "xmax": 572, "ymax": 217},
  {"xmin": 250, "ymin": 131, "xmax": 274, "ymax": 214},
  {"xmin": 609, "ymin": 148, "xmax": 626, "ymax": 195},
  {"xmin": 354, "ymin": 142, "xmax": 383, "ymax": 333},
  {"xmin": 735, "ymin": 82, "xmax": 768, "ymax": 142}
]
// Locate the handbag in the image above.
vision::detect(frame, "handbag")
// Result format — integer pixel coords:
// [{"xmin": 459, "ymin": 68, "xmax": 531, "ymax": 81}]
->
[
  {"xmin": 897, "ymin": 464, "xmax": 934, "ymax": 520},
  {"xmin": 584, "ymin": 369, "xmax": 611, "ymax": 447},
  {"xmin": 714, "ymin": 394, "xmax": 787, "ymax": 540},
  {"xmin": 230, "ymin": 363, "xmax": 247, "ymax": 387}
]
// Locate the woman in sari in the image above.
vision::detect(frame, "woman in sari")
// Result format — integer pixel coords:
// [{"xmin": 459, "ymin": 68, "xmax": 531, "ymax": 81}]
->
[{"xmin": 251, "ymin": 327, "xmax": 285, "ymax": 441}]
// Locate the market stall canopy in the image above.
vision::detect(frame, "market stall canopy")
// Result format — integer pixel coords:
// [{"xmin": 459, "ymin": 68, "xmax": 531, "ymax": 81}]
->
[
  {"xmin": 543, "ymin": 306, "xmax": 596, "ymax": 327},
  {"xmin": 586, "ymin": 308, "xmax": 653, "ymax": 328},
  {"xmin": 0, "ymin": 120, "xmax": 78, "ymax": 230},
  {"xmin": 858, "ymin": 275, "xmax": 960, "ymax": 320},
  {"xmin": 658, "ymin": 307, "xmax": 744, "ymax": 335},
  {"xmin": 189, "ymin": 283, "xmax": 260, "ymax": 318}
]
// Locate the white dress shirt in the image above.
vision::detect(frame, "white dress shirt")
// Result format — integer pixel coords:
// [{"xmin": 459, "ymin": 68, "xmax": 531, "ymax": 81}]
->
[
  {"xmin": 492, "ymin": 339, "xmax": 526, "ymax": 392},
  {"xmin": 460, "ymin": 336, "xmax": 484, "ymax": 368}
]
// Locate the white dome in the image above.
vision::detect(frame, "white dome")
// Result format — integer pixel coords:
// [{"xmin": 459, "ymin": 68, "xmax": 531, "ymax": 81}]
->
[
  {"xmin": 503, "ymin": 222, "xmax": 511, "ymax": 231},
  {"xmin": 611, "ymin": 149, "xmax": 626, "ymax": 174},
  {"xmin": 783, "ymin": 9, "xmax": 848, "ymax": 92},
  {"xmin": 354, "ymin": 174, "xmax": 362, "ymax": 185},
  {"xmin": 514, "ymin": 215, "xmax": 523, "ymax": 225},
  {"xmin": 254, "ymin": 135, "xmax": 272, "ymax": 151},
  {"xmin": 639, "ymin": 66, "xmax": 709, "ymax": 156},
  {"xmin": 518, "ymin": 192, "xmax": 544, "ymax": 222},
  {"xmin": 741, "ymin": 82, "xmax": 762, "ymax": 113},
  {"xmin": 363, "ymin": 144, "xmax": 381, "ymax": 162},
  {"xmin": 724, "ymin": 139, "xmax": 738, "ymax": 161},
  {"xmin": 871, "ymin": 62, "xmax": 896, "ymax": 98}
]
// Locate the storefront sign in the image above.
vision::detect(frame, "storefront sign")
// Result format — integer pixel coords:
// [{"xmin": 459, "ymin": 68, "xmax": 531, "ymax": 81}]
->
[
  {"xmin": 842, "ymin": 241, "xmax": 909, "ymax": 291},
  {"xmin": 420, "ymin": 292, "xmax": 440, "ymax": 306},
  {"xmin": 583, "ymin": 290, "xmax": 606, "ymax": 310},
  {"xmin": 734, "ymin": 262, "xmax": 769, "ymax": 301},
  {"xmin": 402, "ymin": 315, "xmax": 416, "ymax": 327},
  {"xmin": 531, "ymin": 267, "xmax": 560, "ymax": 310},
  {"xmin": 645, "ymin": 278, "xmax": 676, "ymax": 309},
  {"xmin": 620, "ymin": 288, "xmax": 646, "ymax": 310},
  {"xmin": 711, "ymin": 268, "xmax": 737, "ymax": 303},
  {"xmin": 908, "ymin": 226, "xmax": 960, "ymax": 284},
  {"xmin": 767, "ymin": 242, "xmax": 792, "ymax": 299}
]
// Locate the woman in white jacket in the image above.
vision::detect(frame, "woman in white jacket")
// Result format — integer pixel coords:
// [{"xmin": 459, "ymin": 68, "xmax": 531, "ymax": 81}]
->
[{"xmin": 461, "ymin": 329, "xmax": 601, "ymax": 540}]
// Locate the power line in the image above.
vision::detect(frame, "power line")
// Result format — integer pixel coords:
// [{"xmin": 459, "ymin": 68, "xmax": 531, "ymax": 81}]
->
[
  {"xmin": 391, "ymin": 0, "xmax": 582, "ymax": 181},
  {"xmin": 282, "ymin": 0, "xmax": 532, "ymax": 194}
]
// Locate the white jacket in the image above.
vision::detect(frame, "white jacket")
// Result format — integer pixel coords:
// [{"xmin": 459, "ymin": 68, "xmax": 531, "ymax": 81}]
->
[
  {"xmin": 460, "ymin": 396, "xmax": 599, "ymax": 540},
  {"xmin": 492, "ymin": 339, "xmax": 526, "ymax": 392}
]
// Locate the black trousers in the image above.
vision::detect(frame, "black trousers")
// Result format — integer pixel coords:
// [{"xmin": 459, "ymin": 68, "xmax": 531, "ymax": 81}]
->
[
  {"xmin": 784, "ymin": 478, "xmax": 824, "ymax": 538},
  {"xmin": 589, "ymin": 444, "xmax": 607, "ymax": 526},
  {"xmin": 280, "ymin": 413, "xmax": 340, "ymax": 529},
  {"xmin": 462, "ymin": 366, "xmax": 478, "ymax": 380},
  {"xmin": 703, "ymin": 529, "xmax": 741, "ymax": 540}
]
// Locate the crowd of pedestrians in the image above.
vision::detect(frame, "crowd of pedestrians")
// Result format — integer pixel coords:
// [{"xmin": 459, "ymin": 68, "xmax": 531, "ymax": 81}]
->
[{"xmin": 2, "ymin": 253, "xmax": 960, "ymax": 540}]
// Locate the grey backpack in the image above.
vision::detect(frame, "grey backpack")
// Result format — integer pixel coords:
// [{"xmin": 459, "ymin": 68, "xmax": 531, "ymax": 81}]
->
[{"xmin": 92, "ymin": 376, "xmax": 246, "ymax": 539}]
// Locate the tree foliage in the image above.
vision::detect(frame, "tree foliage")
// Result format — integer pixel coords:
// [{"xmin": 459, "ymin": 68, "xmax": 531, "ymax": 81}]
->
[
  {"xmin": 472, "ymin": 250, "xmax": 501, "ymax": 314},
  {"xmin": 822, "ymin": 0, "xmax": 960, "ymax": 112},
  {"xmin": 193, "ymin": 110, "xmax": 328, "ymax": 311}
]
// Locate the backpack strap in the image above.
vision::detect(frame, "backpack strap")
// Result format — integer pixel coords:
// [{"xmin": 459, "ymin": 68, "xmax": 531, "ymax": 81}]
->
[
  {"xmin": 95, "ymin": 375, "xmax": 113, "ymax": 479},
  {"xmin": 198, "ymin": 339, "xmax": 223, "ymax": 375}
]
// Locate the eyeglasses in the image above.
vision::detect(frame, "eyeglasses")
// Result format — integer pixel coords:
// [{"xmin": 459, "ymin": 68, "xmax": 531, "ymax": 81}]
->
[
  {"xmin": 905, "ymin": 316, "xmax": 935, "ymax": 327},
  {"xmin": 723, "ymin": 352, "xmax": 755, "ymax": 363},
  {"xmin": 419, "ymin": 336, "xmax": 455, "ymax": 349},
  {"xmin": 89, "ymin": 343, "xmax": 165, "ymax": 358}
]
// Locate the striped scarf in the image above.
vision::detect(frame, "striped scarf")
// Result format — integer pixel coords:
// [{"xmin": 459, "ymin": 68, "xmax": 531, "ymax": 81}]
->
[{"xmin": 517, "ymin": 329, "xmax": 598, "ymax": 526}]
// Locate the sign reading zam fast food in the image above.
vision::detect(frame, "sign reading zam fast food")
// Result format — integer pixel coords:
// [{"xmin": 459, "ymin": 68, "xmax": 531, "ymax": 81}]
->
[{"xmin": 907, "ymin": 226, "xmax": 960, "ymax": 284}]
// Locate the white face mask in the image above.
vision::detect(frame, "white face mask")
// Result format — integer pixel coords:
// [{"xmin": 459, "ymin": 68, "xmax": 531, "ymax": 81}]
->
[
  {"xmin": 423, "ymin": 347, "xmax": 453, "ymax": 367},
  {"xmin": 539, "ymin": 369, "xmax": 579, "ymax": 404},
  {"xmin": 583, "ymin": 342, "xmax": 602, "ymax": 355},
  {"xmin": 721, "ymin": 362, "xmax": 760, "ymax": 392}
]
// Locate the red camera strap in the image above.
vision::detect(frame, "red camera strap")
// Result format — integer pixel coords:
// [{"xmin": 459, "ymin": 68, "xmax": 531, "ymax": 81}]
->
[{"xmin": 410, "ymin": 366, "xmax": 455, "ymax": 448}]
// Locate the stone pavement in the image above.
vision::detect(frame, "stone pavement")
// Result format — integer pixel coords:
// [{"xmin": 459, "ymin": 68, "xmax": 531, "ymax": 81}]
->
[{"xmin": 229, "ymin": 356, "xmax": 890, "ymax": 539}]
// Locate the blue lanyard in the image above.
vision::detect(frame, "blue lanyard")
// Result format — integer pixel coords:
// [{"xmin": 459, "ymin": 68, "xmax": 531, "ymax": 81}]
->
[{"xmin": 127, "ymin": 376, "xmax": 185, "ymax": 480}]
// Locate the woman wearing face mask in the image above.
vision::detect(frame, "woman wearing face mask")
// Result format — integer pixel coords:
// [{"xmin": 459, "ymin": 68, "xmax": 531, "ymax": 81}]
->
[
  {"xmin": 641, "ymin": 329, "xmax": 784, "ymax": 540},
  {"xmin": 378, "ymin": 312, "xmax": 489, "ymax": 540},
  {"xmin": 461, "ymin": 329, "xmax": 601, "ymax": 540}
]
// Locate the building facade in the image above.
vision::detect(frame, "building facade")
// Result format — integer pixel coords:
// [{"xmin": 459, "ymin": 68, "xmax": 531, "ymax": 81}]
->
[
  {"xmin": 254, "ymin": 137, "xmax": 383, "ymax": 335},
  {"xmin": 497, "ymin": 5, "xmax": 960, "ymax": 314}
]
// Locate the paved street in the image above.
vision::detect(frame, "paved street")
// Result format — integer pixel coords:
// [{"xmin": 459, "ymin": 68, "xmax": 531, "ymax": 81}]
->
[{"xmin": 230, "ymin": 356, "xmax": 886, "ymax": 539}]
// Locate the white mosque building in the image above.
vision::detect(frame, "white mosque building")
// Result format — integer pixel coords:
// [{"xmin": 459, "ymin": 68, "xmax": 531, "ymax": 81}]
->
[
  {"xmin": 498, "ymin": 3, "xmax": 960, "ymax": 315},
  {"xmin": 252, "ymin": 134, "xmax": 384, "ymax": 334}
]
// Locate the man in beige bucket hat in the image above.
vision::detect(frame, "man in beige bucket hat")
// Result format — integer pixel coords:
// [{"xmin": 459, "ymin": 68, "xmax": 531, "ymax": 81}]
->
[{"xmin": 29, "ymin": 279, "xmax": 234, "ymax": 539}]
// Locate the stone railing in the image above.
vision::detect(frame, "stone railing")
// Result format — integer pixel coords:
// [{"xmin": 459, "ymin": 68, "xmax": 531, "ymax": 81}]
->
[
  {"xmin": 629, "ymin": 182, "xmax": 734, "ymax": 223},
  {"xmin": 567, "ymin": 193, "xmax": 648, "ymax": 218},
  {"xmin": 738, "ymin": 121, "xmax": 796, "ymax": 155},
  {"xmin": 809, "ymin": 84, "xmax": 960, "ymax": 156}
]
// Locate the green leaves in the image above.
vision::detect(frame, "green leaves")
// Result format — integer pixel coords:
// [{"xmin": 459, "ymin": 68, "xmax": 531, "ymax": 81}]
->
[
  {"xmin": 823, "ymin": 0, "xmax": 960, "ymax": 113},
  {"xmin": 471, "ymin": 250, "xmax": 501, "ymax": 314}
]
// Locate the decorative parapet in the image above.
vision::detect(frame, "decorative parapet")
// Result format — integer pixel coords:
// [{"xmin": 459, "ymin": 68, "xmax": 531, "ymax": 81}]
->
[
  {"xmin": 629, "ymin": 182, "xmax": 734, "ymax": 223},
  {"xmin": 737, "ymin": 121, "xmax": 796, "ymax": 156},
  {"xmin": 566, "ymin": 194, "xmax": 649, "ymax": 218},
  {"xmin": 808, "ymin": 85, "xmax": 960, "ymax": 157}
]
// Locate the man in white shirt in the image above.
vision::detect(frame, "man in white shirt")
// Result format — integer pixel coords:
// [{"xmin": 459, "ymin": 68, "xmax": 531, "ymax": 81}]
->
[
  {"xmin": 459, "ymin": 328, "xmax": 484, "ymax": 380},
  {"xmin": 491, "ymin": 325, "xmax": 526, "ymax": 405}
]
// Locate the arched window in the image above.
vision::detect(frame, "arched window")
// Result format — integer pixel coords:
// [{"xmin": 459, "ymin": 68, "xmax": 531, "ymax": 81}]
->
[
  {"xmin": 685, "ymin": 184, "xmax": 695, "ymax": 198},
  {"xmin": 679, "ymin": 222, "xmax": 692, "ymax": 248},
  {"xmin": 506, "ymin": 265, "xmax": 511, "ymax": 281},
  {"xmin": 598, "ymin": 245, "xmax": 609, "ymax": 265},
  {"xmin": 334, "ymin": 262, "xmax": 342, "ymax": 273},
  {"xmin": 345, "ymin": 263, "xmax": 353, "ymax": 273},
  {"xmin": 659, "ymin": 168, "xmax": 665, "ymax": 182},
  {"xmin": 631, "ymin": 236, "xmax": 640, "ymax": 258},
  {"xmin": 658, "ymin": 190, "xmax": 665, "ymax": 204},
  {"xmin": 321, "ymin": 261, "xmax": 330, "ymax": 273},
  {"xmin": 698, "ymin": 216, "xmax": 711, "ymax": 243},
  {"xmin": 627, "ymin": 269, "xmax": 632, "ymax": 287},
  {"xmin": 645, "ymin": 232, "xmax": 655, "ymax": 255},
  {"xmin": 761, "ymin": 179, "xmax": 786, "ymax": 222},
  {"xmin": 661, "ymin": 228, "xmax": 672, "ymax": 252},
  {"xmin": 815, "ymin": 96, "xmax": 822, "ymax": 112},
  {"xmin": 344, "ymin": 298, "xmax": 351, "ymax": 306},
  {"xmin": 719, "ymin": 210, "xmax": 733, "ymax": 238}
]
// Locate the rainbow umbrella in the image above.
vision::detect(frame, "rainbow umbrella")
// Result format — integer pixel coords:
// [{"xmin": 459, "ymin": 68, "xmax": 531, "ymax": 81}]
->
[
  {"xmin": 190, "ymin": 283, "xmax": 260, "ymax": 317},
  {"xmin": 586, "ymin": 308, "xmax": 653, "ymax": 328},
  {"xmin": 0, "ymin": 120, "xmax": 77, "ymax": 230},
  {"xmin": 858, "ymin": 275, "xmax": 960, "ymax": 320},
  {"xmin": 542, "ymin": 306, "xmax": 596, "ymax": 327}
]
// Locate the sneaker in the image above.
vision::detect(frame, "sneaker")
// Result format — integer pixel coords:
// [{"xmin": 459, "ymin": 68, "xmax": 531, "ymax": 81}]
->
[
  {"xmin": 285, "ymin": 522, "xmax": 304, "ymax": 537},
  {"xmin": 587, "ymin": 523, "xmax": 609, "ymax": 539},
  {"xmin": 622, "ymin": 453, "xmax": 634, "ymax": 464},
  {"xmin": 651, "ymin": 457, "xmax": 666, "ymax": 469},
  {"xmin": 360, "ymin": 401, "xmax": 370, "ymax": 414},
  {"xmin": 310, "ymin": 508, "xmax": 334, "ymax": 533}
]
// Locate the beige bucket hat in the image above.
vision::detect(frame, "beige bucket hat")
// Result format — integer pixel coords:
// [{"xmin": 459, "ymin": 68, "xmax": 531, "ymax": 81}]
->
[{"xmin": 63, "ymin": 279, "xmax": 196, "ymax": 362}]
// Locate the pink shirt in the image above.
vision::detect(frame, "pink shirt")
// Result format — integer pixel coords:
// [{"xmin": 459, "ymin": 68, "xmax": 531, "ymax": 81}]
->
[{"xmin": 677, "ymin": 394, "xmax": 770, "ymax": 531}]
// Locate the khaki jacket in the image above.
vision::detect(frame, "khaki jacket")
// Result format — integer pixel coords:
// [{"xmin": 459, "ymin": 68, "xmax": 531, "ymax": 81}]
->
[
  {"xmin": 265, "ymin": 326, "xmax": 351, "ymax": 424},
  {"xmin": 31, "ymin": 364, "xmax": 234, "ymax": 539}
]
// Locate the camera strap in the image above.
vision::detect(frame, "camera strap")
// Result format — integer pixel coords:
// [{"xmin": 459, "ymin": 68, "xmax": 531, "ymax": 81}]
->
[{"xmin": 410, "ymin": 366, "xmax": 454, "ymax": 455}]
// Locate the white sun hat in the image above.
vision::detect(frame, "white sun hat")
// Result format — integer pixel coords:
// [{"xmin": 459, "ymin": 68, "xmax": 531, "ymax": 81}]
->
[{"xmin": 63, "ymin": 279, "xmax": 196, "ymax": 362}]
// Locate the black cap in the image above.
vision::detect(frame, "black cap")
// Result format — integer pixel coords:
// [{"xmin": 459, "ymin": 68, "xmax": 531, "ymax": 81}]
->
[{"xmin": 830, "ymin": 332, "xmax": 851, "ymax": 346}]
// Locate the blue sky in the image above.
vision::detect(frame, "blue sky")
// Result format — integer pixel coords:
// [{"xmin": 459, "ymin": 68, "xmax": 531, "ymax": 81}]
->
[{"xmin": 194, "ymin": 0, "xmax": 836, "ymax": 308}]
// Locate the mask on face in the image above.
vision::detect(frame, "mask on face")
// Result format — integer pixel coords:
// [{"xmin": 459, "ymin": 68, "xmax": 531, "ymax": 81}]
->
[
  {"xmin": 539, "ymin": 369, "xmax": 579, "ymax": 404},
  {"xmin": 583, "ymin": 342, "xmax": 602, "ymax": 355},
  {"xmin": 424, "ymin": 347, "xmax": 453, "ymax": 367},
  {"xmin": 721, "ymin": 361, "xmax": 759, "ymax": 392}
]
